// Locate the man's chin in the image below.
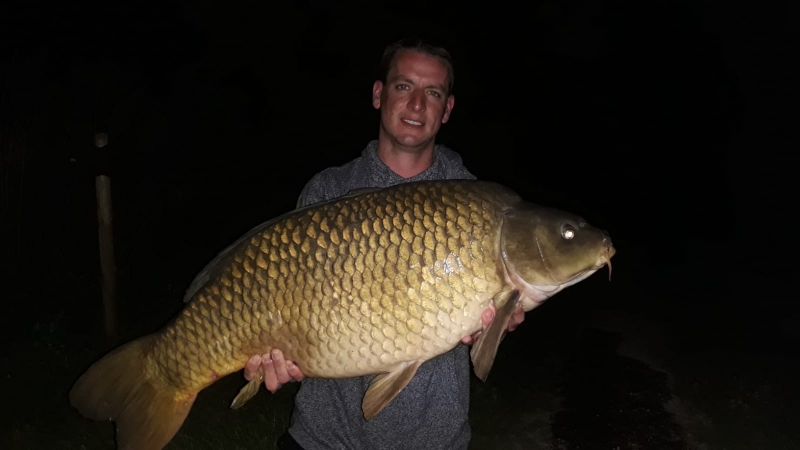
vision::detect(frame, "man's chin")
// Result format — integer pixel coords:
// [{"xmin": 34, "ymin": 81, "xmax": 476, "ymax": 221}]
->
[{"xmin": 392, "ymin": 134, "xmax": 433, "ymax": 149}]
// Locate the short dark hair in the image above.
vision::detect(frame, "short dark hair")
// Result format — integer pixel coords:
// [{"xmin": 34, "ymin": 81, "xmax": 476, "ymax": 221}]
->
[{"xmin": 379, "ymin": 36, "xmax": 455, "ymax": 96}]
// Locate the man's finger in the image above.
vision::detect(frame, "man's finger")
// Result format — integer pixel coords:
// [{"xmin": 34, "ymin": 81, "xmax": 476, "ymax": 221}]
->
[
  {"xmin": 462, "ymin": 330, "xmax": 482, "ymax": 345},
  {"xmin": 286, "ymin": 361, "xmax": 305, "ymax": 382},
  {"xmin": 271, "ymin": 349, "xmax": 291, "ymax": 384},
  {"xmin": 262, "ymin": 354, "xmax": 280, "ymax": 393},
  {"xmin": 481, "ymin": 307, "xmax": 495, "ymax": 327},
  {"xmin": 244, "ymin": 355, "xmax": 262, "ymax": 381},
  {"xmin": 508, "ymin": 305, "xmax": 525, "ymax": 332}
]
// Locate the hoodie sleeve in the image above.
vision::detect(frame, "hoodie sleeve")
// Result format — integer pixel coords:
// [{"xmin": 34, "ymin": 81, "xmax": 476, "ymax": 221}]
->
[
  {"xmin": 296, "ymin": 171, "xmax": 331, "ymax": 208},
  {"xmin": 438, "ymin": 147, "xmax": 478, "ymax": 180}
]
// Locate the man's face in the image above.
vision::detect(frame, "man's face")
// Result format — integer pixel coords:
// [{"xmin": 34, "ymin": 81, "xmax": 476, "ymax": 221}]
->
[{"xmin": 373, "ymin": 50, "xmax": 455, "ymax": 151}]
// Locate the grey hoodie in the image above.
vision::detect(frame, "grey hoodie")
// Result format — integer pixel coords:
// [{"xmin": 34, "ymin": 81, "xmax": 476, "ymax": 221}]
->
[{"xmin": 287, "ymin": 140, "xmax": 477, "ymax": 450}]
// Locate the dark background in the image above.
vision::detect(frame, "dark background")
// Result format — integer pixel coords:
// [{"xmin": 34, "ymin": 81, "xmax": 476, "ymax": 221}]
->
[
  {"xmin": 0, "ymin": 0, "xmax": 796, "ymax": 449},
  {"xmin": 1, "ymin": 0, "xmax": 794, "ymax": 295}
]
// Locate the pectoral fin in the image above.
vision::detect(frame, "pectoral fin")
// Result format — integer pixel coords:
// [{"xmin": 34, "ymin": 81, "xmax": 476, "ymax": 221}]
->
[
  {"xmin": 230, "ymin": 365, "xmax": 264, "ymax": 409},
  {"xmin": 470, "ymin": 290, "xmax": 522, "ymax": 382},
  {"xmin": 362, "ymin": 360, "xmax": 423, "ymax": 420}
]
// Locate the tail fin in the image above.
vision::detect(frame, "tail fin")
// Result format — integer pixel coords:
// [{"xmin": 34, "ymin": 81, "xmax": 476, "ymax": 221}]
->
[{"xmin": 69, "ymin": 334, "xmax": 197, "ymax": 450}]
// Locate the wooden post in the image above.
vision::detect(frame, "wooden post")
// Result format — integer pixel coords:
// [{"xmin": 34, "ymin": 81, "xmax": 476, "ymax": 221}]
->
[{"xmin": 94, "ymin": 131, "xmax": 117, "ymax": 343}]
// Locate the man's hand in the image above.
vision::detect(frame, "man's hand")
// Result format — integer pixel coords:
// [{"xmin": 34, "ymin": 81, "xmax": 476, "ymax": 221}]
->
[
  {"xmin": 244, "ymin": 349, "xmax": 305, "ymax": 393},
  {"xmin": 461, "ymin": 299, "xmax": 525, "ymax": 346}
]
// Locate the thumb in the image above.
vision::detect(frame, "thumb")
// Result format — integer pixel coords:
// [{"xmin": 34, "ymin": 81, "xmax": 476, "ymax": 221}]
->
[{"xmin": 482, "ymin": 307, "xmax": 495, "ymax": 326}]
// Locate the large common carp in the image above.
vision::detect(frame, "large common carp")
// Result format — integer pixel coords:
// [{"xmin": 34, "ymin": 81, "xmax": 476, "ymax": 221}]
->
[{"xmin": 69, "ymin": 179, "xmax": 615, "ymax": 450}]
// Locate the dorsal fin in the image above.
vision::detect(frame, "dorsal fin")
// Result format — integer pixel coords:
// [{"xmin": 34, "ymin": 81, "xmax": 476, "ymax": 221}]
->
[
  {"xmin": 343, "ymin": 187, "xmax": 382, "ymax": 197},
  {"xmin": 183, "ymin": 209, "xmax": 299, "ymax": 302},
  {"xmin": 182, "ymin": 187, "xmax": 383, "ymax": 303},
  {"xmin": 182, "ymin": 197, "xmax": 342, "ymax": 303}
]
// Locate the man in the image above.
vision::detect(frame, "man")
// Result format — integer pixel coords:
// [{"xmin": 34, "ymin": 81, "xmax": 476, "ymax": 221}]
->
[{"xmin": 244, "ymin": 37, "xmax": 525, "ymax": 450}]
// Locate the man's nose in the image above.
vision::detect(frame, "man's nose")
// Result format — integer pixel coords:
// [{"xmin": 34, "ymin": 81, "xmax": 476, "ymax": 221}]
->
[{"xmin": 407, "ymin": 91, "xmax": 425, "ymax": 111}]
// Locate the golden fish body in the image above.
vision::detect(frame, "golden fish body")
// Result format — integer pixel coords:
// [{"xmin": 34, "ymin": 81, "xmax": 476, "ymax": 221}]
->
[
  {"xmin": 70, "ymin": 180, "xmax": 615, "ymax": 450},
  {"xmin": 157, "ymin": 180, "xmax": 509, "ymax": 388}
]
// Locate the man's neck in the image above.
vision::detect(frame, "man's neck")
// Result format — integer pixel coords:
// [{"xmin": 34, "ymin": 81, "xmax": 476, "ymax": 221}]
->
[{"xmin": 376, "ymin": 137, "xmax": 436, "ymax": 179}]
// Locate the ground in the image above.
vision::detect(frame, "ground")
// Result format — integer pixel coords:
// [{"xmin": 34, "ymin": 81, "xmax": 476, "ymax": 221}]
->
[{"xmin": 2, "ymin": 249, "xmax": 798, "ymax": 450}]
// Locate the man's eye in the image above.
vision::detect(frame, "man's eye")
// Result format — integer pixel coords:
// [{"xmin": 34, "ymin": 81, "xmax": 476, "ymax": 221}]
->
[{"xmin": 428, "ymin": 91, "xmax": 441, "ymax": 98}]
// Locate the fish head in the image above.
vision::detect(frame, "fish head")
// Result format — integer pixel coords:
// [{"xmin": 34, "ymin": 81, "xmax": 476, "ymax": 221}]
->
[{"xmin": 500, "ymin": 203, "xmax": 615, "ymax": 310}]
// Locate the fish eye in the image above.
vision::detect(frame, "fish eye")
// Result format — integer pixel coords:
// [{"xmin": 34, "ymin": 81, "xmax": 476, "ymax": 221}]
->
[{"xmin": 561, "ymin": 225, "xmax": 576, "ymax": 239}]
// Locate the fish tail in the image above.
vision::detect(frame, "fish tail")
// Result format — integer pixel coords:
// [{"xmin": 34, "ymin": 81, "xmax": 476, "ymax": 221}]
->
[{"xmin": 69, "ymin": 334, "xmax": 196, "ymax": 450}]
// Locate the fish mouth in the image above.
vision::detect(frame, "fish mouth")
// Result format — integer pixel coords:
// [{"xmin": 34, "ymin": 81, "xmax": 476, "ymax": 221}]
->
[
  {"xmin": 503, "ymin": 238, "xmax": 617, "ymax": 310},
  {"xmin": 600, "ymin": 234, "xmax": 616, "ymax": 281},
  {"xmin": 598, "ymin": 241, "xmax": 617, "ymax": 281},
  {"xmin": 595, "ymin": 256, "xmax": 613, "ymax": 281},
  {"xmin": 556, "ymin": 243, "xmax": 615, "ymax": 287},
  {"xmin": 557, "ymin": 241, "xmax": 615, "ymax": 287}
]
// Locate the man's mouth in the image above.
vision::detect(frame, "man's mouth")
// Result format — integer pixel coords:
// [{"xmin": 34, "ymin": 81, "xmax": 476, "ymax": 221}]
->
[{"xmin": 402, "ymin": 119, "xmax": 423, "ymax": 126}]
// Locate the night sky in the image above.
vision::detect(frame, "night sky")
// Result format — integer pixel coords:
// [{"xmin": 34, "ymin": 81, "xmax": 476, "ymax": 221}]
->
[{"xmin": 0, "ymin": 0, "xmax": 796, "ymax": 449}]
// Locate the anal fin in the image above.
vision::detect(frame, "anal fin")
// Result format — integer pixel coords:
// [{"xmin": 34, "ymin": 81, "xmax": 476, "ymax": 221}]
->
[
  {"xmin": 470, "ymin": 290, "xmax": 521, "ymax": 382},
  {"xmin": 230, "ymin": 365, "xmax": 264, "ymax": 409},
  {"xmin": 362, "ymin": 360, "xmax": 423, "ymax": 420}
]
